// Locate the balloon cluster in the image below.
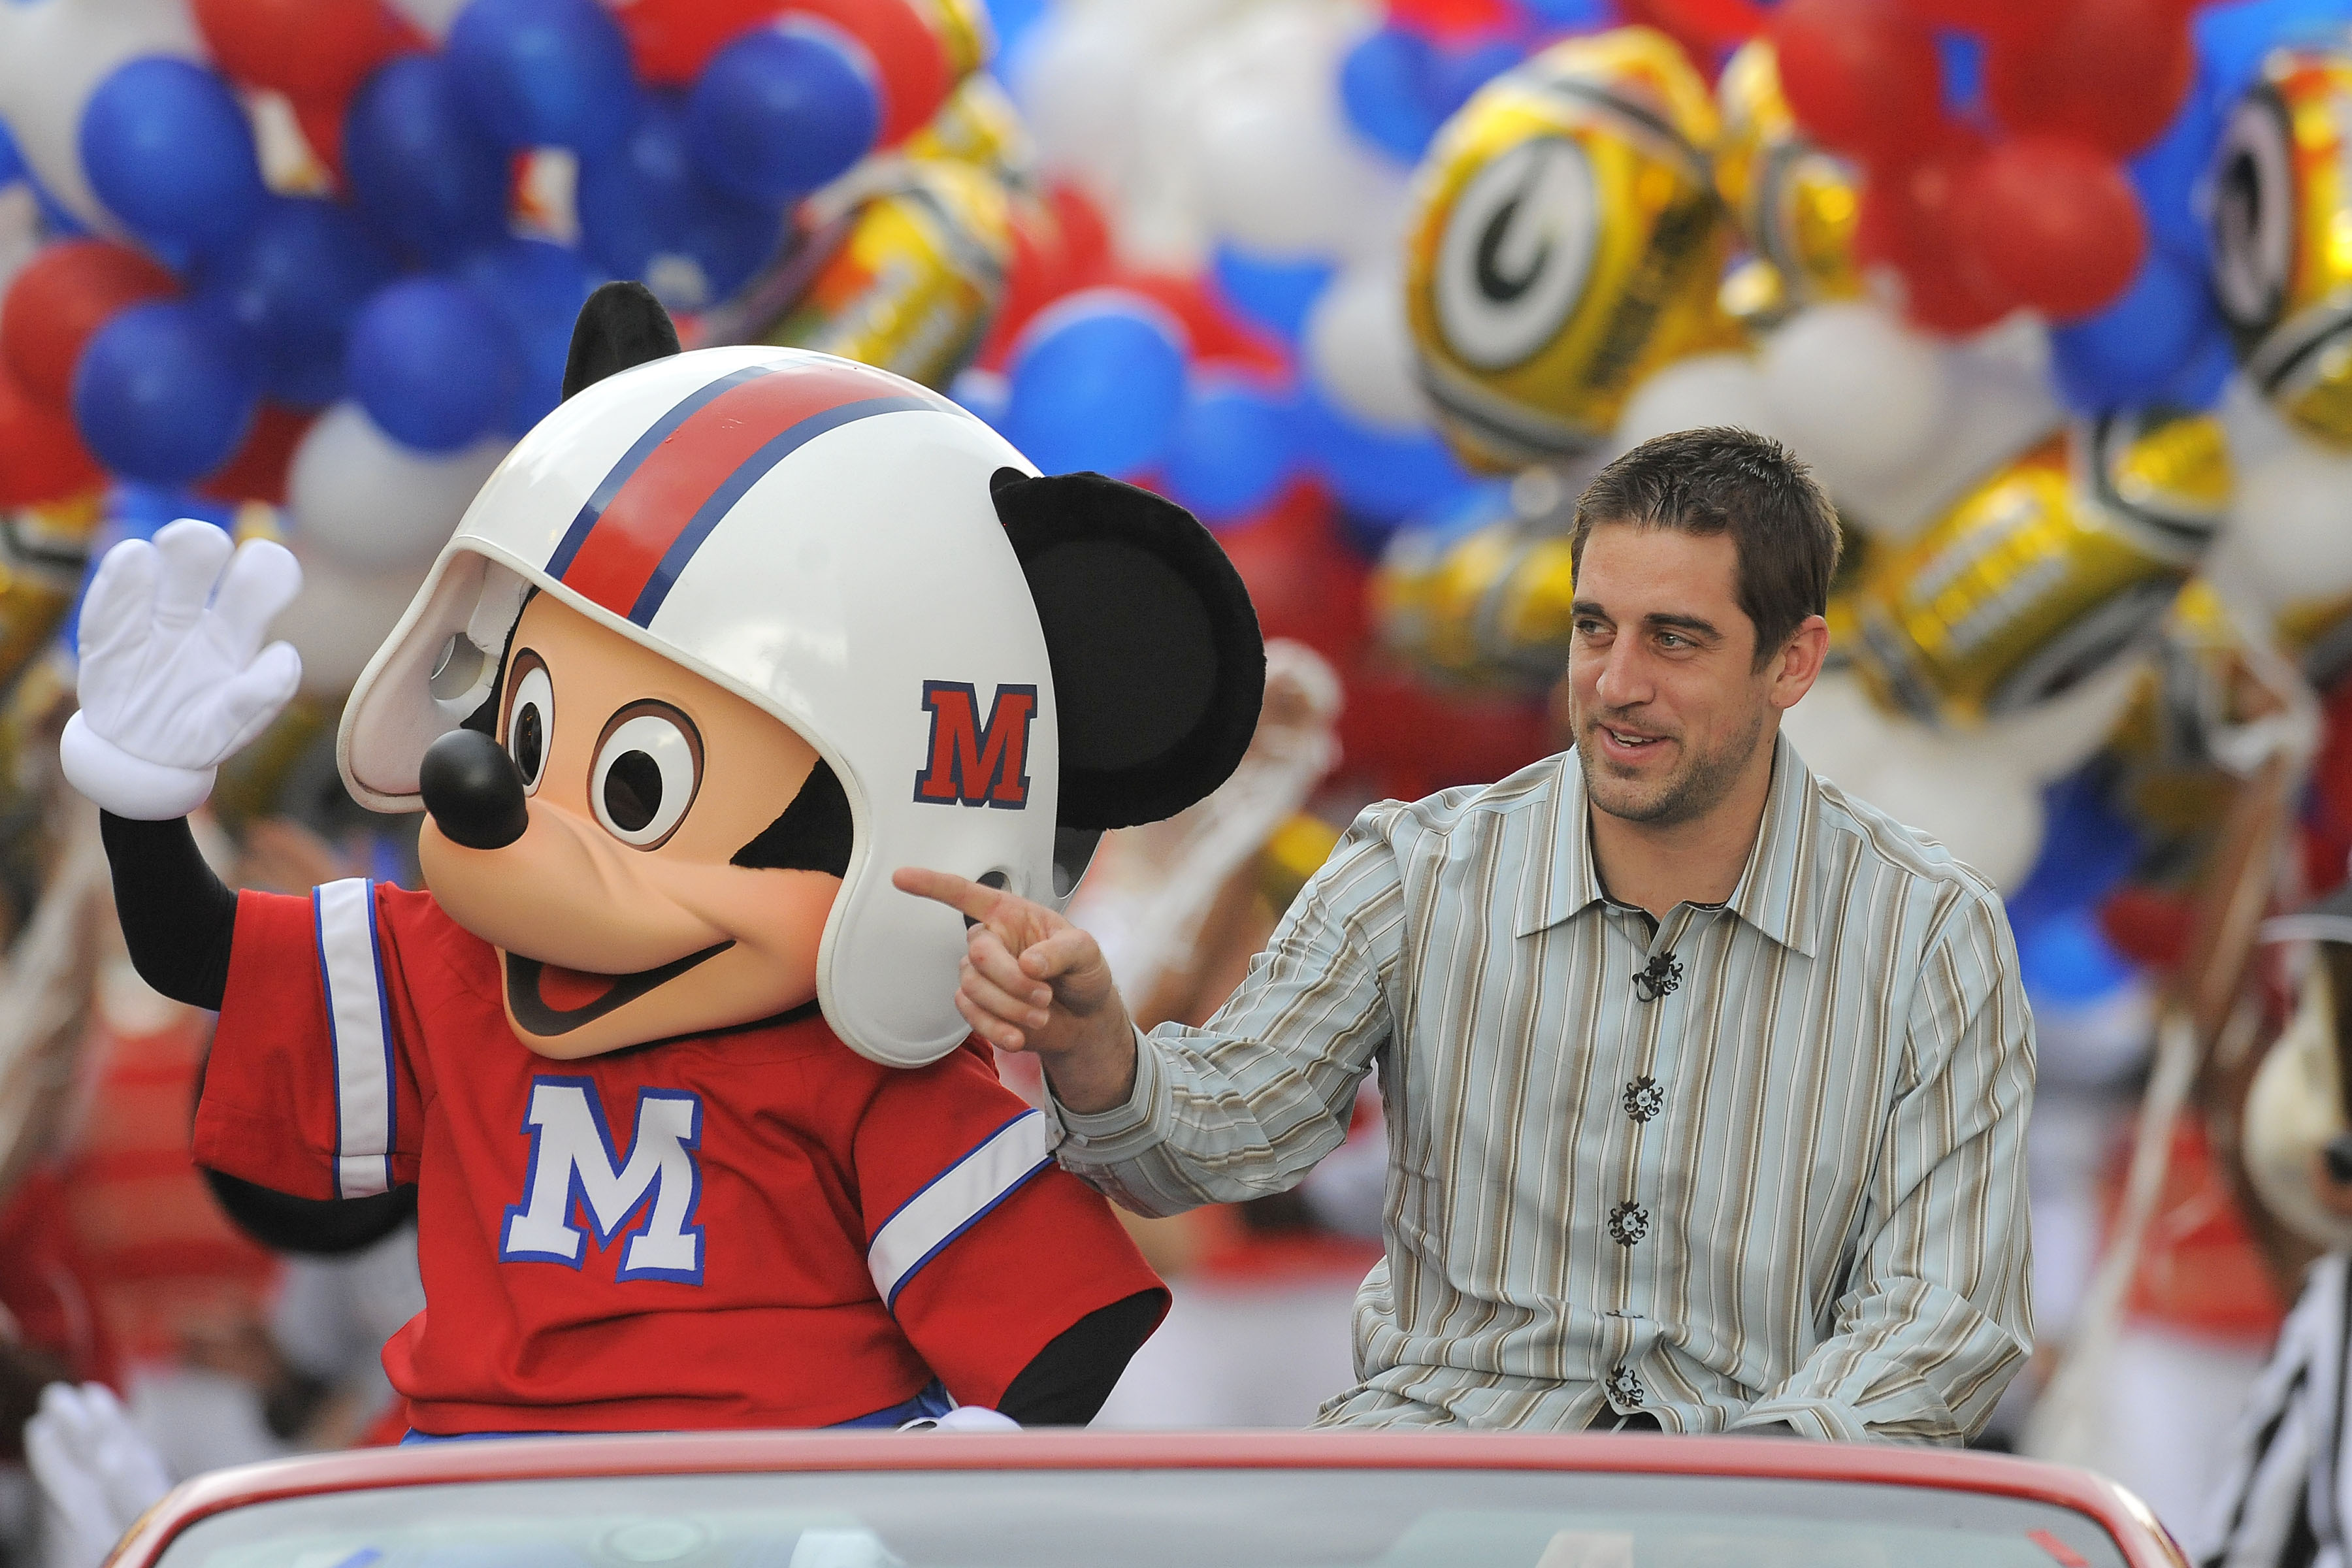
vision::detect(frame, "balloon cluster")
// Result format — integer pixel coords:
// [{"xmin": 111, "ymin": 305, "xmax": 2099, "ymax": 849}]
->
[{"xmin": 0, "ymin": 0, "xmax": 994, "ymax": 698}]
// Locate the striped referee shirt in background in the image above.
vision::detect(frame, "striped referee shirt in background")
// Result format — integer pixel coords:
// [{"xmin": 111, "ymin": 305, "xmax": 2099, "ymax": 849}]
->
[{"xmin": 1047, "ymin": 734, "xmax": 2034, "ymax": 1442}]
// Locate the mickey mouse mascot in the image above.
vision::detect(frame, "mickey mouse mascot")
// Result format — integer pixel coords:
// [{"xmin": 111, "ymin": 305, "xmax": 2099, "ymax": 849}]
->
[{"xmin": 54, "ymin": 284, "xmax": 1264, "ymax": 1437}]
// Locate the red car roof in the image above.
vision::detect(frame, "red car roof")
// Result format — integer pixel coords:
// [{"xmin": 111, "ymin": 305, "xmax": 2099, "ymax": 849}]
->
[{"xmin": 113, "ymin": 1430, "xmax": 2183, "ymax": 1568}]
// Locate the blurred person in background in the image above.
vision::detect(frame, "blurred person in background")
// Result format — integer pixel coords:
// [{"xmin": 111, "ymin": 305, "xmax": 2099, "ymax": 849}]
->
[{"xmin": 904, "ymin": 427, "xmax": 2035, "ymax": 1442}]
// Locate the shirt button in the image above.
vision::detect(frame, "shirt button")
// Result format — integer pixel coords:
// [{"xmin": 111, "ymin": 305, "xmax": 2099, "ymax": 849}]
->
[
  {"xmin": 1605, "ymin": 1366, "xmax": 1646, "ymax": 1407},
  {"xmin": 1622, "ymin": 1077, "xmax": 1663, "ymax": 1122},
  {"xmin": 1607, "ymin": 1201, "xmax": 1650, "ymax": 1247}
]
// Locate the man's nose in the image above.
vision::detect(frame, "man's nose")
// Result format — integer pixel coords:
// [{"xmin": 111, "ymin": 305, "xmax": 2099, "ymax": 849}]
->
[
  {"xmin": 1590, "ymin": 642, "xmax": 1652, "ymax": 710},
  {"xmin": 420, "ymin": 730, "xmax": 529, "ymax": 850}
]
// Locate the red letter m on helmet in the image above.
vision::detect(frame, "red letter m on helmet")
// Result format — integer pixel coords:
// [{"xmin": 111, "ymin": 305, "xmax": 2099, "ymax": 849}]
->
[{"xmin": 913, "ymin": 681, "xmax": 1038, "ymax": 809}]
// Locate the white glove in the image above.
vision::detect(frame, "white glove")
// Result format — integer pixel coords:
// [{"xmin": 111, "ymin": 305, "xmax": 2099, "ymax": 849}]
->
[
  {"xmin": 26, "ymin": 1382, "xmax": 172, "ymax": 1568},
  {"xmin": 907, "ymin": 1405, "xmax": 1020, "ymax": 1432},
  {"xmin": 60, "ymin": 519, "xmax": 303, "ymax": 820}
]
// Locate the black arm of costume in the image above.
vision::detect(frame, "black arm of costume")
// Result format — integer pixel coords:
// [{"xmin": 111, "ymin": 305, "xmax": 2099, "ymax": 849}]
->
[
  {"xmin": 99, "ymin": 811, "xmax": 237, "ymax": 1011},
  {"xmin": 996, "ymin": 1289, "xmax": 1162, "ymax": 1426}
]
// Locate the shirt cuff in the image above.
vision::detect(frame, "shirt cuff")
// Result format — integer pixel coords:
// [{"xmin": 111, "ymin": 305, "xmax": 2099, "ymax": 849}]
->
[{"xmin": 1045, "ymin": 1022, "xmax": 1169, "ymax": 1164}]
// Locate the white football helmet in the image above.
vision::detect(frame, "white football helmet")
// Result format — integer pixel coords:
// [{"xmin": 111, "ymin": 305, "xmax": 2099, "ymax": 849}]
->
[{"xmin": 339, "ymin": 312, "xmax": 1260, "ymax": 1070}]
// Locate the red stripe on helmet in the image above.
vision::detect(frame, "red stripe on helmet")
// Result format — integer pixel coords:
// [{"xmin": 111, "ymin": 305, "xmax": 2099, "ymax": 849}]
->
[{"xmin": 557, "ymin": 361, "xmax": 913, "ymax": 619}]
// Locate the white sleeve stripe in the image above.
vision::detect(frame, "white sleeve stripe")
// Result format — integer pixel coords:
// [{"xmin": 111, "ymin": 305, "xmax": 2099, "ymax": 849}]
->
[
  {"xmin": 314, "ymin": 877, "xmax": 393, "ymax": 1200},
  {"xmin": 868, "ymin": 1110, "xmax": 1054, "ymax": 1308}
]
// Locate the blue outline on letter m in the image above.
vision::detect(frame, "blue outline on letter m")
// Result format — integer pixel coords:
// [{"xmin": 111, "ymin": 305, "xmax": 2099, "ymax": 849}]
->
[
  {"xmin": 912, "ymin": 680, "xmax": 1038, "ymax": 809},
  {"xmin": 500, "ymin": 1076, "xmax": 705, "ymax": 1283}
]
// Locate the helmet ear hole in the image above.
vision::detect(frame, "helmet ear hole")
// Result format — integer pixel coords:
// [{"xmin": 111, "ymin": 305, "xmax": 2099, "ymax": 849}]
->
[
  {"xmin": 993, "ymin": 472, "xmax": 1264, "ymax": 830},
  {"xmin": 561, "ymin": 281, "xmax": 683, "ymax": 401}
]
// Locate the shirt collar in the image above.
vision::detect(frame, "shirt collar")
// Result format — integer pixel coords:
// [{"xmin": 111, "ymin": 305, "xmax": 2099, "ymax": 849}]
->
[{"xmin": 1516, "ymin": 731, "xmax": 1825, "ymax": 957}]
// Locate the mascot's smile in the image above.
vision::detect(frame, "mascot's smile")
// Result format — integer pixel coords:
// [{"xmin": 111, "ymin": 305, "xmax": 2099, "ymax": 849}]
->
[{"xmin": 504, "ymin": 942, "xmax": 734, "ymax": 1036}]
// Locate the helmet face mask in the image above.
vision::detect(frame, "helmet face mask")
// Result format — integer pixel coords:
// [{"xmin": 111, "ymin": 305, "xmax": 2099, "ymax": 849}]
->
[{"xmin": 340, "ymin": 284, "xmax": 1265, "ymax": 1070}]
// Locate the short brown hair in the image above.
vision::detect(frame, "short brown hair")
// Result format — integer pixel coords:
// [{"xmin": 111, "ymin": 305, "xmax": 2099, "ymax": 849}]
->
[{"xmin": 1569, "ymin": 427, "xmax": 1842, "ymax": 667}]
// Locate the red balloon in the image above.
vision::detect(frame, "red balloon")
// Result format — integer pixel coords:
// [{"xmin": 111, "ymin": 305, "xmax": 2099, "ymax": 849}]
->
[
  {"xmin": 1954, "ymin": 136, "xmax": 2146, "ymax": 321},
  {"xmin": 1770, "ymin": 0, "xmax": 1946, "ymax": 166},
  {"xmin": 1384, "ymin": 0, "xmax": 1519, "ymax": 41},
  {"xmin": 293, "ymin": 94, "xmax": 349, "ymax": 182},
  {"xmin": 1893, "ymin": 0, "xmax": 2048, "ymax": 42},
  {"xmin": 0, "ymin": 367, "xmax": 104, "ymax": 508},
  {"xmin": 1984, "ymin": 0, "xmax": 2195, "ymax": 159},
  {"xmin": 1616, "ymin": 0, "xmax": 1770, "ymax": 57},
  {"xmin": 1857, "ymin": 130, "xmax": 2018, "ymax": 334},
  {"xmin": 195, "ymin": 402, "xmax": 318, "ymax": 504},
  {"xmin": 1, "ymin": 242, "xmax": 179, "ymax": 411},
  {"xmin": 193, "ymin": 0, "xmax": 420, "ymax": 102}
]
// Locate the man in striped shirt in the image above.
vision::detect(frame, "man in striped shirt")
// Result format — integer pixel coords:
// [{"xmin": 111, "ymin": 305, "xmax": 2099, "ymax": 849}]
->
[{"xmin": 902, "ymin": 427, "xmax": 2034, "ymax": 1441}]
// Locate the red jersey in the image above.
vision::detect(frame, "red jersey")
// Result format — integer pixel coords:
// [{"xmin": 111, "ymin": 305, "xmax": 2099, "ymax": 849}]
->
[{"xmin": 192, "ymin": 878, "xmax": 1165, "ymax": 1435}]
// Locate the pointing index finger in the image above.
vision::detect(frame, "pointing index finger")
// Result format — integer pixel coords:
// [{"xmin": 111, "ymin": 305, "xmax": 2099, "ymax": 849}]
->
[{"xmin": 891, "ymin": 865, "xmax": 1003, "ymax": 925}]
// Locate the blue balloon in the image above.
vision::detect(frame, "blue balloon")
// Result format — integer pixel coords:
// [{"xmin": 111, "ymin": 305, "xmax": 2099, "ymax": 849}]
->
[
  {"xmin": 2004, "ymin": 769, "xmax": 2141, "ymax": 947},
  {"xmin": 345, "ymin": 54, "xmax": 513, "ymax": 265},
  {"xmin": 456, "ymin": 236, "xmax": 602, "ymax": 431},
  {"xmin": 948, "ymin": 367, "xmax": 1009, "ymax": 430},
  {"xmin": 983, "ymin": 0, "xmax": 1051, "ymax": 60},
  {"xmin": 198, "ymin": 195, "xmax": 400, "ymax": 409},
  {"xmin": 0, "ymin": 114, "xmax": 23, "ymax": 189},
  {"xmin": 448, "ymin": 0, "xmax": 638, "ymax": 155},
  {"xmin": 2018, "ymin": 908, "xmax": 2136, "ymax": 1008},
  {"xmin": 1429, "ymin": 39, "xmax": 1525, "ymax": 120},
  {"xmin": 1162, "ymin": 376, "xmax": 1296, "ymax": 525},
  {"xmin": 346, "ymin": 278, "xmax": 521, "ymax": 452},
  {"xmin": 687, "ymin": 26, "xmax": 881, "ymax": 205},
  {"xmin": 1004, "ymin": 301, "xmax": 1187, "ymax": 478},
  {"xmin": 1512, "ymin": 0, "xmax": 1614, "ymax": 22},
  {"xmin": 1935, "ymin": 29, "xmax": 1984, "ymax": 120},
  {"xmin": 1340, "ymin": 28, "xmax": 1445, "ymax": 164},
  {"xmin": 78, "ymin": 58, "xmax": 266, "ymax": 262},
  {"xmin": 2049, "ymin": 245, "xmax": 2221, "ymax": 414},
  {"xmin": 577, "ymin": 92, "xmax": 782, "ymax": 310},
  {"xmin": 1295, "ymin": 393, "xmax": 1474, "ymax": 521},
  {"xmin": 72, "ymin": 302, "xmax": 257, "ymax": 485},
  {"xmin": 1209, "ymin": 246, "xmax": 1333, "ymax": 344}
]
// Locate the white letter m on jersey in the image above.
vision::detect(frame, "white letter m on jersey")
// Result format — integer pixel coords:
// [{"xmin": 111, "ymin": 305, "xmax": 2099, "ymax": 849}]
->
[{"xmin": 500, "ymin": 1077, "xmax": 704, "ymax": 1283}]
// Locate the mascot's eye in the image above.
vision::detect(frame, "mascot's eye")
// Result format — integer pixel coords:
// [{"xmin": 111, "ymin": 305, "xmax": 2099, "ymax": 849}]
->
[
  {"xmin": 508, "ymin": 662, "xmax": 553, "ymax": 796},
  {"xmin": 590, "ymin": 704, "xmax": 702, "ymax": 849}
]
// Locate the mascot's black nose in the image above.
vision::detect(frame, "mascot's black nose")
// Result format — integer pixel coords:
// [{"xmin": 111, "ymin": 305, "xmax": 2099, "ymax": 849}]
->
[{"xmin": 420, "ymin": 729, "xmax": 529, "ymax": 851}]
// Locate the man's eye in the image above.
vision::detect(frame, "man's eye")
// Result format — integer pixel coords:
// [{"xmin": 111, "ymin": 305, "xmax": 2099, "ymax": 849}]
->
[{"xmin": 1658, "ymin": 632, "xmax": 1687, "ymax": 649}]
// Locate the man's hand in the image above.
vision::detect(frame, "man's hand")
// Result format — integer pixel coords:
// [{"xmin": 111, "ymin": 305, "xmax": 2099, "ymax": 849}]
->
[{"xmin": 892, "ymin": 868, "xmax": 1139, "ymax": 1115}]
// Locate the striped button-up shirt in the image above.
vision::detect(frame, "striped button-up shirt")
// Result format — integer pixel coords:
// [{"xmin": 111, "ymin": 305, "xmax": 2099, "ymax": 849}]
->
[{"xmin": 1048, "ymin": 734, "xmax": 2034, "ymax": 1442}]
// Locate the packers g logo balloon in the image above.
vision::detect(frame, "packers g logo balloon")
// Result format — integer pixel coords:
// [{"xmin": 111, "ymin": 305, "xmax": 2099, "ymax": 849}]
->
[
  {"xmin": 2212, "ymin": 40, "xmax": 2352, "ymax": 448},
  {"xmin": 1849, "ymin": 411, "xmax": 2231, "ymax": 725},
  {"xmin": 1404, "ymin": 27, "xmax": 1729, "ymax": 471}
]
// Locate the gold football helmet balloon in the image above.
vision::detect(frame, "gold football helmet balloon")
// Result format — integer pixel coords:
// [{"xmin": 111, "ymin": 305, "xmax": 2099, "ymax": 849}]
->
[
  {"xmin": 2212, "ymin": 39, "xmax": 2352, "ymax": 447},
  {"xmin": 1848, "ymin": 410, "xmax": 2231, "ymax": 725},
  {"xmin": 1714, "ymin": 39, "xmax": 1864, "ymax": 314},
  {"xmin": 0, "ymin": 494, "xmax": 99, "ymax": 704},
  {"xmin": 1403, "ymin": 26, "xmax": 1732, "ymax": 471},
  {"xmin": 740, "ymin": 160, "xmax": 1011, "ymax": 390},
  {"xmin": 1375, "ymin": 517, "xmax": 1578, "ymax": 688}
]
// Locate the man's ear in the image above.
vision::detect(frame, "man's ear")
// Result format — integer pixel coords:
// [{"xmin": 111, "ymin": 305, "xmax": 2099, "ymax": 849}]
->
[
  {"xmin": 561, "ymin": 280, "xmax": 681, "ymax": 400},
  {"xmin": 991, "ymin": 470, "xmax": 1264, "ymax": 830}
]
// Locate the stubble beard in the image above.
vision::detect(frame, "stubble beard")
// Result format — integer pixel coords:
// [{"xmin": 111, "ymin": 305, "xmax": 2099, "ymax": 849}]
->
[{"xmin": 1578, "ymin": 702, "xmax": 1769, "ymax": 828}]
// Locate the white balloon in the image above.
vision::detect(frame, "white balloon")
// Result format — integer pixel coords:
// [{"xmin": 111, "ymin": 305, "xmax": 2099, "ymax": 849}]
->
[
  {"xmin": 1009, "ymin": 3, "xmax": 1157, "ymax": 201},
  {"xmin": 1758, "ymin": 302, "xmax": 1948, "ymax": 493},
  {"xmin": 1851, "ymin": 726, "xmax": 2046, "ymax": 890},
  {"xmin": 287, "ymin": 402, "xmax": 511, "ymax": 575},
  {"xmin": 269, "ymin": 544, "xmax": 425, "ymax": 697},
  {"xmin": 1612, "ymin": 353, "xmax": 1780, "ymax": 449},
  {"xmin": 0, "ymin": 0, "xmax": 203, "ymax": 233},
  {"xmin": 1980, "ymin": 653, "xmax": 2148, "ymax": 783},
  {"xmin": 1778, "ymin": 669, "xmax": 1889, "ymax": 793},
  {"xmin": 1305, "ymin": 261, "xmax": 1427, "ymax": 431},
  {"xmin": 1190, "ymin": 65, "xmax": 1397, "ymax": 258},
  {"xmin": 1832, "ymin": 346, "xmax": 2063, "ymax": 544},
  {"xmin": 2220, "ymin": 432, "xmax": 2352, "ymax": 617}
]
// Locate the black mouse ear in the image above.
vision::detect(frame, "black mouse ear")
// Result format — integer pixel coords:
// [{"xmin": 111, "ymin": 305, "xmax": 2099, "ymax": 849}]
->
[
  {"xmin": 993, "ymin": 470, "xmax": 1264, "ymax": 830},
  {"xmin": 561, "ymin": 281, "xmax": 681, "ymax": 400}
]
